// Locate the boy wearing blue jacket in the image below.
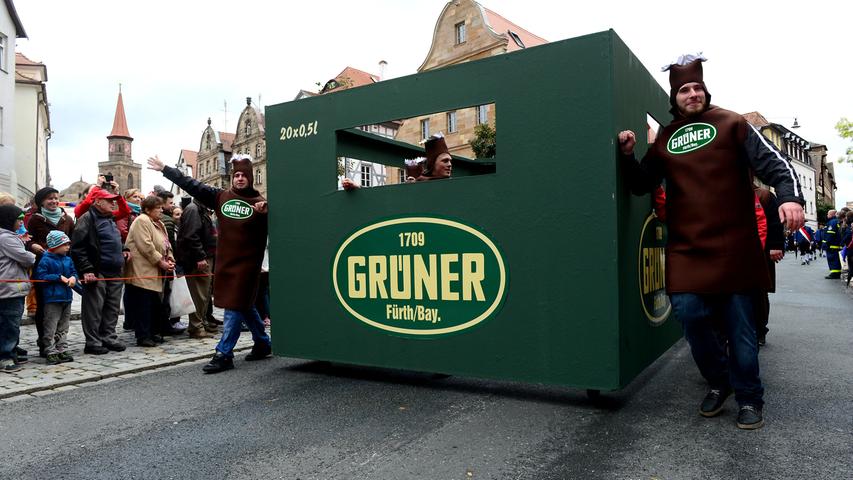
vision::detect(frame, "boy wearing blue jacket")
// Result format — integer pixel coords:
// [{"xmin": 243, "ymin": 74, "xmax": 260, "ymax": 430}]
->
[{"xmin": 34, "ymin": 231, "xmax": 78, "ymax": 365}]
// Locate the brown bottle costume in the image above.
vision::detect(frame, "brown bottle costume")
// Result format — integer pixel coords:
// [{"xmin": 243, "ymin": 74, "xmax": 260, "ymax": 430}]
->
[
  {"xmin": 161, "ymin": 162, "xmax": 267, "ymax": 311},
  {"xmin": 622, "ymin": 56, "xmax": 804, "ymax": 418},
  {"xmin": 624, "ymin": 62, "xmax": 803, "ymax": 295}
]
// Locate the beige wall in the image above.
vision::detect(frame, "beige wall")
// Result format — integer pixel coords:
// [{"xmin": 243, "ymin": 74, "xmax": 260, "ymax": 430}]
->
[
  {"xmin": 231, "ymin": 105, "xmax": 267, "ymax": 197},
  {"xmin": 420, "ymin": 0, "xmax": 507, "ymax": 72},
  {"xmin": 395, "ymin": 104, "xmax": 495, "ymax": 160},
  {"xmin": 396, "ymin": 0, "xmax": 503, "ymax": 160}
]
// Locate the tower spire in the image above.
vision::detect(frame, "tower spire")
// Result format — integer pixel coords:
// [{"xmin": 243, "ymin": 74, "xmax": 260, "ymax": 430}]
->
[{"xmin": 108, "ymin": 88, "xmax": 132, "ymax": 139}]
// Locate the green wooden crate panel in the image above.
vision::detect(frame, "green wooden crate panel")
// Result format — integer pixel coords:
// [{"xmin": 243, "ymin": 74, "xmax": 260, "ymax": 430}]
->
[{"xmin": 266, "ymin": 30, "xmax": 681, "ymax": 390}]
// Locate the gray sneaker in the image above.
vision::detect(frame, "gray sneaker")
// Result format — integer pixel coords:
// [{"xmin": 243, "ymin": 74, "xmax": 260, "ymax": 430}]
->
[{"xmin": 0, "ymin": 359, "xmax": 22, "ymax": 373}]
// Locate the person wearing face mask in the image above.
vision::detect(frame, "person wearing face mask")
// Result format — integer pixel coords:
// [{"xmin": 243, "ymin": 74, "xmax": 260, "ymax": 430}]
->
[
  {"xmin": 148, "ymin": 154, "xmax": 271, "ymax": 373},
  {"xmin": 25, "ymin": 187, "xmax": 75, "ymax": 358}
]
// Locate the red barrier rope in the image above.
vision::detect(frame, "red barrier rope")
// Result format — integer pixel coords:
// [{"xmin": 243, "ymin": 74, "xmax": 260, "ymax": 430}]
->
[{"xmin": 0, "ymin": 273, "xmax": 214, "ymax": 283}]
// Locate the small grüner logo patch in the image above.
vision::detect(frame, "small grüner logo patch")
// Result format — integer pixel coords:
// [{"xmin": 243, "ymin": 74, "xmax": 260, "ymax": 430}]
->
[
  {"xmin": 667, "ymin": 122, "xmax": 716, "ymax": 155},
  {"xmin": 221, "ymin": 199, "xmax": 254, "ymax": 220}
]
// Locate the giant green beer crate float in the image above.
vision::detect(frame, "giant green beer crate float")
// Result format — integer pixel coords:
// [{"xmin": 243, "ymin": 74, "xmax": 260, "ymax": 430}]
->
[{"xmin": 265, "ymin": 30, "xmax": 681, "ymax": 392}]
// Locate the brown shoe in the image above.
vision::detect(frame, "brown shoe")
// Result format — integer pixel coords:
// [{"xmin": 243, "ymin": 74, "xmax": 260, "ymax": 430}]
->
[
  {"xmin": 204, "ymin": 325, "xmax": 220, "ymax": 333},
  {"xmin": 188, "ymin": 330, "xmax": 212, "ymax": 339}
]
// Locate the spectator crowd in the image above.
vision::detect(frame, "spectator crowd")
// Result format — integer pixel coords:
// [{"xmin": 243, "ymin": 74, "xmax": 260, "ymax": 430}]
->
[{"xmin": 0, "ymin": 161, "xmax": 272, "ymax": 374}]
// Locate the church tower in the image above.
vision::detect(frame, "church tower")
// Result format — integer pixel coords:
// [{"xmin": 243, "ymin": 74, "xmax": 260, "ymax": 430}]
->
[{"xmin": 99, "ymin": 88, "xmax": 142, "ymax": 191}]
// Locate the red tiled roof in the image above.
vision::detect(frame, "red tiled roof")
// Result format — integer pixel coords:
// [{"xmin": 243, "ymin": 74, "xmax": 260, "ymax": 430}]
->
[
  {"xmin": 481, "ymin": 6, "xmax": 547, "ymax": 52},
  {"xmin": 181, "ymin": 150, "xmax": 198, "ymax": 165},
  {"xmin": 219, "ymin": 132, "xmax": 235, "ymax": 152},
  {"xmin": 109, "ymin": 92, "xmax": 132, "ymax": 139},
  {"xmin": 742, "ymin": 111, "xmax": 770, "ymax": 127},
  {"xmin": 322, "ymin": 66, "xmax": 379, "ymax": 93}
]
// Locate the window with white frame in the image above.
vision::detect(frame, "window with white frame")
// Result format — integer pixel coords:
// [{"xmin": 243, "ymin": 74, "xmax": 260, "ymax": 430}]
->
[
  {"xmin": 0, "ymin": 34, "xmax": 6, "ymax": 72},
  {"xmin": 447, "ymin": 111, "xmax": 458, "ymax": 133},
  {"xmin": 476, "ymin": 105, "xmax": 488, "ymax": 125},
  {"xmin": 256, "ymin": 143, "xmax": 262, "ymax": 158},
  {"xmin": 360, "ymin": 163, "xmax": 372, "ymax": 187},
  {"xmin": 256, "ymin": 168, "xmax": 262, "ymax": 185},
  {"xmin": 245, "ymin": 120, "xmax": 251, "ymax": 137},
  {"xmin": 420, "ymin": 119, "xmax": 430, "ymax": 140},
  {"xmin": 455, "ymin": 22, "xmax": 466, "ymax": 44}
]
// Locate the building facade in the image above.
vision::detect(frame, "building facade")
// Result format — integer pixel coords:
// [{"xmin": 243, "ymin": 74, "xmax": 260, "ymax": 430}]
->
[
  {"xmin": 0, "ymin": 0, "xmax": 26, "ymax": 200},
  {"xmin": 230, "ymin": 98, "xmax": 268, "ymax": 197},
  {"xmin": 195, "ymin": 118, "xmax": 233, "ymax": 189},
  {"xmin": 171, "ymin": 149, "xmax": 198, "ymax": 197},
  {"xmin": 394, "ymin": 0, "xmax": 546, "ymax": 160},
  {"xmin": 314, "ymin": 66, "xmax": 402, "ymax": 188},
  {"xmin": 14, "ymin": 52, "xmax": 49, "ymax": 200},
  {"xmin": 809, "ymin": 143, "xmax": 835, "ymax": 208},
  {"xmin": 99, "ymin": 90, "xmax": 141, "ymax": 192},
  {"xmin": 743, "ymin": 112, "xmax": 818, "ymax": 228}
]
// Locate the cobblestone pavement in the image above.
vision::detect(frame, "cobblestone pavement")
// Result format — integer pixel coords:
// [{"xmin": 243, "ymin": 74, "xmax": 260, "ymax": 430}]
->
[{"xmin": 0, "ymin": 301, "xmax": 260, "ymax": 400}]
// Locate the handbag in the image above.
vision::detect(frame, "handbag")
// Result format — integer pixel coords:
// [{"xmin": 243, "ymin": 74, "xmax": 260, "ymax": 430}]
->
[{"xmin": 168, "ymin": 275, "xmax": 196, "ymax": 317}]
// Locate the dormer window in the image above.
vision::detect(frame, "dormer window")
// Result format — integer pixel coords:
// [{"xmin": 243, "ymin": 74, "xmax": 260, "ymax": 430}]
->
[
  {"xmin": 245, "ymin": 120, "xmax": 251, "ymax": 136},
  {"xmin": 508, "ymin": 30, "xmax": 525, "ymax": 48},
  {"xmin": 455, "ymin": 22, "xmax": 466, "ymax": 44}
]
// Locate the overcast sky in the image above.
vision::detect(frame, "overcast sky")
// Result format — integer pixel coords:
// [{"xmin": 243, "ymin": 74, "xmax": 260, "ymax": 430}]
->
[{"xmin": 13, "ymin": 0, "xmax": 853, "ymax": 205}]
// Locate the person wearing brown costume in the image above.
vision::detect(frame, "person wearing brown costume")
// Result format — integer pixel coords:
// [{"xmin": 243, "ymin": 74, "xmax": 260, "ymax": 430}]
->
[
  {"xmin": 340, "ymin": 134, "xmax": 451, "ymax": 190},
  {"xmin": 753, "ymin": 186, "xmax": 784, "ymax": 347},
  {"xmin": 416, "ymin": 134, "xmax": 452, "ymax": 181},
  {"xmin": 617, "ymin": 53, "xmax": 804, "ymax": 430},
  {"xmin": 147, "ymin": 154, "xmax": 271, "ymax": 373}
]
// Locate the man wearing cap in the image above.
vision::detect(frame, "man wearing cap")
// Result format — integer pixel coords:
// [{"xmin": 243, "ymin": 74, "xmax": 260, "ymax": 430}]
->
[
  {"xmin": 147, "ymin": 154, "xmax": 271, "ymax": 373},
  {"xmin": 70, "ymin": 189, "xmax": 130, "ymax": 355},
  {"xmin": 617, "ymin": 53, "xmax": 804, "ymax": 430}
]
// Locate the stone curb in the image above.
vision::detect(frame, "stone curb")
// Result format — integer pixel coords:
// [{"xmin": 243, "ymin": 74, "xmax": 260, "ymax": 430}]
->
[{"xmin": 0, "ymin": 345, "xmax": 251, "ymax": 400}]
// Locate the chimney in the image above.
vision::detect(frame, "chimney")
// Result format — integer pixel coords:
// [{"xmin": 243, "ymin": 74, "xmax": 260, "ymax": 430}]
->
[{"xmin": 378, "ymin": 60, "xmax": 387, "ymax": 81}]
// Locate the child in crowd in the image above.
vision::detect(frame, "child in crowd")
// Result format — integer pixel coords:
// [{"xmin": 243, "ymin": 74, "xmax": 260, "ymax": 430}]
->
[
  {"xmin": 33, "ymin": 230, "xmax": 78, "ymax": 365},
  {"xmin": 0, "ymin": 205, "xmax": 36, "ymax": 373}
]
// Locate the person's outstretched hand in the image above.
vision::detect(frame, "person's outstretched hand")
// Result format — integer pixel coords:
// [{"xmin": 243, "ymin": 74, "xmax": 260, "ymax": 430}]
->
[{"xmin": 147, "ymin": 155, "xmax": 165, "ymax": 172}]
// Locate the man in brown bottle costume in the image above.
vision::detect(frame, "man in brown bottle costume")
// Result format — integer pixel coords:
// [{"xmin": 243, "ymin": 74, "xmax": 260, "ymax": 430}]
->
[
  {"xmin": 617, "ymin": 53, "xmax": 804, "ymax": 430},
  {"xmin": 148, "ymin": 154, "xmax": 272, "ymax": 373}
]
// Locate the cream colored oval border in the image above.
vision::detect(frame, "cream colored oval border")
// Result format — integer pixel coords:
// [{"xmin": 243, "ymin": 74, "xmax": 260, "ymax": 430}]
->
[
  {"xmin": 333, "ymin": 217, "xmax": 507, "ymax": 336},
  {"xmin": 638, "ymin": 212, "xmax": 671, "ymax": 325}
]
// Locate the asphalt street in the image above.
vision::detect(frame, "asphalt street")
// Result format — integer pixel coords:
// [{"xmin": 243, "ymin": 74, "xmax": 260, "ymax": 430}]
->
[{"xmin": 1, "ymin": 254, "xmax": 850, "ymax": 480}]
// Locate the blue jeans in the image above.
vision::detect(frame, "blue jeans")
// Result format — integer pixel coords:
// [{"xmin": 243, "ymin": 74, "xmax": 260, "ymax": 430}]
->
[
  {"xmin": 0, "ymin": 297, "xmax": 25, "ymax": 361},
  {"xmin": 671, "ymin": 293, "xmax": 764, "ymax": 408},
  {"xmin": 215, "ymin": 308, "xmax": 270, "ymax": 358}
]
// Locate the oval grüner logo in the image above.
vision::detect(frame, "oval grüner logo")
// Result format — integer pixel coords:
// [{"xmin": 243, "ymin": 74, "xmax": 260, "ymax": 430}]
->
[
  {"xmin": 220, "ymin": 199, "xmax": 254, "ymax": 220},
  {"xmin": 332, "ymin": 216, "xmax": 508, "ymax": 337},
  {"xmin": 667, "ymin": 122, "xmax": 716, "ymax": 155},
  {"xmin": 638, "ymin": 212, "xmax": 671, "ymax": 326}
]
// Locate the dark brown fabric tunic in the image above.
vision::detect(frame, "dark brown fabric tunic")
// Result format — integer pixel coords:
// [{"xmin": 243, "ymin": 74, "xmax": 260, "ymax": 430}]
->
[
  {"xmin": 211, "ymin": 188, "xmax": 268, "ymax": 309},
  {"xmin": 624, "ymin": 106, "xmax": 804, "ymax": 294},
  {"xmin": 162, "ymin": 166, "xmax": 268, "ymax": 310}
]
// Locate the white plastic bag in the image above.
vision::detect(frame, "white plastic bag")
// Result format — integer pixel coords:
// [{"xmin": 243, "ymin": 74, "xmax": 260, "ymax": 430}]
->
[{"xmin": 169, "ymin": 276, "xmax": 196, "ymax": 317}]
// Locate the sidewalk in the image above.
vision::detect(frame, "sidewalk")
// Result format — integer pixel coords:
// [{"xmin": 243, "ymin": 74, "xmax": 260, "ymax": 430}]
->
[{"xmin": 0, "ymin": 301, "xmax": 260, "ymax": 400}]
